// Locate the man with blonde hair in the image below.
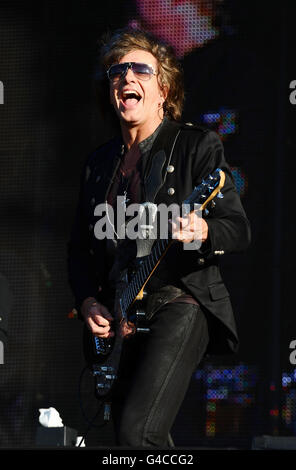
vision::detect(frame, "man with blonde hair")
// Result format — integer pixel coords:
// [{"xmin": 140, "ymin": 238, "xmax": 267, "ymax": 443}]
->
[{"xmin": 68, "ymin": 27, "xmax": 250, "ymax": 447}]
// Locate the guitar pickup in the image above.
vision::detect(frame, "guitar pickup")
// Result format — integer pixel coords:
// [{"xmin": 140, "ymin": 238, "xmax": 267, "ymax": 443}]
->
[{"xmin": 93, "ymin": 336, "xmax": 112, "ymax": 355}]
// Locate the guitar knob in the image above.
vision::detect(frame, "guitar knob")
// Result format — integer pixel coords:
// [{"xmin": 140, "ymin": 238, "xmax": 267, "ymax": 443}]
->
[
  {"xmin": 105, "ymin": 374, "xmax": 117, "ymax": 380},
  {"xmin": 101, "ymin": 366, "xmax": 115, "ymax": 373},
  {"xmin": 97, "ymin": 383, "xmax": 108, "ymax": 389}
]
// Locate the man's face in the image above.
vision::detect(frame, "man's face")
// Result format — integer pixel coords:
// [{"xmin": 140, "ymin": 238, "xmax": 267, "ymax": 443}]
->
[{"xmin": 109, "ymin": 49, "xmax": 165, "ymax": 129}]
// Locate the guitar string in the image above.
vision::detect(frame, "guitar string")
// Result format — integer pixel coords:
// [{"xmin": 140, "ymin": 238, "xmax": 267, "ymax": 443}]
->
[{"xmin": 117, "ymin": 172, "xmax": 220, "ymax": 313}]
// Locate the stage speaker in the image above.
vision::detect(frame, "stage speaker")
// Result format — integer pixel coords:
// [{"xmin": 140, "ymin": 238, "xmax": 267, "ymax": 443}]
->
[
  {"xmin": 35, "ymin": 426, "xmax": 78, "ymax": 447},
  {"xmin": 252, "ymin": 435, "xmax": 296, "ymax": 450}
]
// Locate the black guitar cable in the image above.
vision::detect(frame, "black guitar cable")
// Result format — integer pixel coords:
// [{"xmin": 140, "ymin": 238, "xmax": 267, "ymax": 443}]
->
[
  {"xmin": 77, "ymin": 364, "xmax": 109, "ymax": 447},
  {"xmin": 77, "ymin": 403, "xmax": 104, "ymax": 447}
]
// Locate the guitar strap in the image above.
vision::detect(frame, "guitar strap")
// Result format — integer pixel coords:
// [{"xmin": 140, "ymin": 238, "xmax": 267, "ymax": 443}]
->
[
  {"xmin": 143, "ymin": 119, "xmax": 181, "ymax": 202},
  {"xmin": 136, "ymin": 120, "xmax": 181, "ymax": 258}
]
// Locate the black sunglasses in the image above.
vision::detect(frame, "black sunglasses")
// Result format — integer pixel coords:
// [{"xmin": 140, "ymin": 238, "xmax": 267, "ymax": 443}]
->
[{"xmin": 107, "ymin": 62, "xmax": 157, "ymax": 83}]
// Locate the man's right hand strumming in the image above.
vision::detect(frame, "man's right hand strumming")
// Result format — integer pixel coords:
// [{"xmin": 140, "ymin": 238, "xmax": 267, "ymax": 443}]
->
[{"xmin": 81, "ymin": 297, "xmax": 114, "ymax": 339}]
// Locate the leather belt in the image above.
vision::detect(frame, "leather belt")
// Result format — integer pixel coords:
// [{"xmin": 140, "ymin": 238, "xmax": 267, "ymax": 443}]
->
[{"xmin": 145, "ymin": 285, "xmax": 187, "ymax": 320}]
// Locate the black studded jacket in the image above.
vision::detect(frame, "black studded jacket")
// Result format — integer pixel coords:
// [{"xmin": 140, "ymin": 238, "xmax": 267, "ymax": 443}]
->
[{"xmin": 67, "ymin": 118, "xmax": 251, "ymax": 354}]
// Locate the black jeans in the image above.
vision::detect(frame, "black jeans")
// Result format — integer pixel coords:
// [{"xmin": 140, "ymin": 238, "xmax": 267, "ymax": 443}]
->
[{"xmin": 111, "ymin": 301, "xmax": 209, "ymax": 447}]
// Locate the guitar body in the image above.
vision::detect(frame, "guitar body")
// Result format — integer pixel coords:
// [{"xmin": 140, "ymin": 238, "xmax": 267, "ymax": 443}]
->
[{"xmin": 84, "ymin": 268, "xmax": 149, "ymax": 398}]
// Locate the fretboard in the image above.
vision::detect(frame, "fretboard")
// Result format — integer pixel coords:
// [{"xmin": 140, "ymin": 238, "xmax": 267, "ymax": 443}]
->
[
  {"xmin": 118, "ymin": 168, "xmax": 225, "ymax": 315},
  {"xmin": 120, "ymin": 238, "xmax": 172, "ymax": 313}
]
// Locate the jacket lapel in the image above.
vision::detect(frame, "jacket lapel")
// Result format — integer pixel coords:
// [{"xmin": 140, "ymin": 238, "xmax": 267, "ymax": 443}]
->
[{"xmin": 143, "ymin": 119, "xmax": 181, "ymax": 202}]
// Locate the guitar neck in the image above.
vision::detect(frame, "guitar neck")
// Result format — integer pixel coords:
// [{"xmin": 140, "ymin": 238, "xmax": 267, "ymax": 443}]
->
[
  {"xmin": 121, "ymin": 238, "xmax": 172, "ymax": 313},
  {"xmin": 119, "ymin": 168, "xmax": 225, "ymax": 316}
]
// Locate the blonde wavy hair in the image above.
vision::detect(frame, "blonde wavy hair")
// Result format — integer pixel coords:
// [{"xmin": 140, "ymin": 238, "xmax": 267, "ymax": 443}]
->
[{"xmin": 96, "ymin": 28, "xmax": 184, "ymax": 122}]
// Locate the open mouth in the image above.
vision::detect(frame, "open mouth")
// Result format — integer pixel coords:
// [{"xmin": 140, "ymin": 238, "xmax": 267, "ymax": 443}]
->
[{"xmin": 121, "ymin": 90, "xmax": 142, "ymax": 106}]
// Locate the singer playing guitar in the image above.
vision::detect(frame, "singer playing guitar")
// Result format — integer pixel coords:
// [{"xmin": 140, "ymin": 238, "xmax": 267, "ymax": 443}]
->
[{"xmin": 68, "ymin": 27, "xmax": 251, "ymax": 447}]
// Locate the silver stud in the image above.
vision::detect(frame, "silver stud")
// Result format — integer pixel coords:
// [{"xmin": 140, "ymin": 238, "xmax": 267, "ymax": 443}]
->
[
  {"xmin": 167, "ymin": 187, "xmax": 175, "ymax": 196},
  {"xmin": 167, "ymin": 165, "xmax": 174, "ymax": 173},
  {"xmin": 197, "ymin": 257, "xmax": 205, "ymax": 265},
  {"xmin": 214, "ymin": 250, "xmax": 224, "ymax": 255}
]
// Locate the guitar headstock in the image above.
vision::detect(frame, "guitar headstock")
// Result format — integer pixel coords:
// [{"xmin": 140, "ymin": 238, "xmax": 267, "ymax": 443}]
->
[{"xmin": 183, "ymin": 168, "xmax": 225, "ymax": 212}]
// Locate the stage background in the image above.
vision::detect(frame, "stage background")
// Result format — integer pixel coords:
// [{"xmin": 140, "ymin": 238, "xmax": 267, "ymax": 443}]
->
[{"xmin": 0, "ymin": 0, "xmax": 295, "ymax": 448}]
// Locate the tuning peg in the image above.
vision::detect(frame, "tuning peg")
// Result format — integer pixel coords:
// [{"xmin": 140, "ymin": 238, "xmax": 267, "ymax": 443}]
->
[
  {"xmin": 136, "ymin": 327, "xmax": 150, "ymax": 333},
  {"xmin": 217, "ymin": 191, "xmax": 224, "ymax": 199},
  {"xmin": 135, "ymin": 310, "xmax": 146, "ymax": 318}
]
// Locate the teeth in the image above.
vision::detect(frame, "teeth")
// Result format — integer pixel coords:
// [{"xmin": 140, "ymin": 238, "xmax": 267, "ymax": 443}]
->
[{"xmin": 122, "ymin": 90, "xmax": 140, "ymax": 98}]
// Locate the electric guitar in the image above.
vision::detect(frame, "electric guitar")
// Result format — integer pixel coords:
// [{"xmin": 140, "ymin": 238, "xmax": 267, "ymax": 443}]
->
[{"xmin": 85, "ymin": 168, "xmax": 225, "ymax": 398}]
